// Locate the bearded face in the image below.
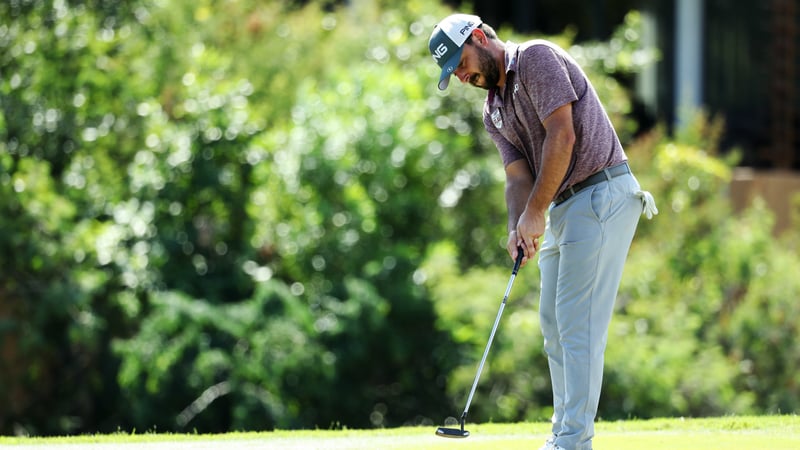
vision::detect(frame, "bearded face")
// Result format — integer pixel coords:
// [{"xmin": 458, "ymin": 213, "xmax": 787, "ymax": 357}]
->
[{"xmin": 469, "ymin": 42, "xmax": 501, "ymax": 90}]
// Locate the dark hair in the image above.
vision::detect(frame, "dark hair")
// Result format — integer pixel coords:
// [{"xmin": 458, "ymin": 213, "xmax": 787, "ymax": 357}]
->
[
  {"xmin": 479, "ymin": 23, "xmax": 498, "ymax": 39},
  {"xmin": 465, "ymin": 23, "xmax": 498, "ymax": 45}
]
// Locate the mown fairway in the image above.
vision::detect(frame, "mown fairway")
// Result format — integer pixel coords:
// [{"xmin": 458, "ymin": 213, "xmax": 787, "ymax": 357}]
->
[{"xmin": 0, "ymin": 416, "xmax": 797, "ymax": 450}]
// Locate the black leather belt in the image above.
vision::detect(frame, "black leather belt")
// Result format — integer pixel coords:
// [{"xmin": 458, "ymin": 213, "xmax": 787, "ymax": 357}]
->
[{"xmin": 553, "ymin": 162, "xmax": 631, "ymax": 206}]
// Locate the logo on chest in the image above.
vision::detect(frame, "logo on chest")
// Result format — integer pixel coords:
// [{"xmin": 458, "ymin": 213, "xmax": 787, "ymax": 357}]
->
[{"xmin": 491, "ymin": 109, "xmax": 503, "ymax": 129}]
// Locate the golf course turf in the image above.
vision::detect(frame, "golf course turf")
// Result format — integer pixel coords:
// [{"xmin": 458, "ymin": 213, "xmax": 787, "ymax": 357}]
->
[{"xmin": 0, "ymin": 415, "xmax": 797, "ymax": 449}]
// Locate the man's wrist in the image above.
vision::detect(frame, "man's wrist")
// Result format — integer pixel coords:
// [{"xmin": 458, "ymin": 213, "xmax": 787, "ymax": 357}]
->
[{"xmin": 527, "ymin": 195, "xmax": 551, "ymax": 214}]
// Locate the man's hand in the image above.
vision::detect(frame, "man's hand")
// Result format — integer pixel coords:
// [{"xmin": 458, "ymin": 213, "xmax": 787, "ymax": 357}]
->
[
  {"xmin": 506, "ymin": 231, "xmax": 524, "ymax": 266},
  {"xmin": 516, "ymin": 207, "xmax": 545, "ymax": 260}
]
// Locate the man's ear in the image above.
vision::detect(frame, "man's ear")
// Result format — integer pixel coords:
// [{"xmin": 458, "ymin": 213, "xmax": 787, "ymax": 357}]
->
[{"xmin": 471, "ymin": 28, "xmax": 487, "ymax": 45}]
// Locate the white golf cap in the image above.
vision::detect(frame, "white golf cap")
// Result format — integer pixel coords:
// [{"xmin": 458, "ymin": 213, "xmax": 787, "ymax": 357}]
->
[{"xmin": 428, "ymin": 14, "xmax": 482, "ymax": 90}]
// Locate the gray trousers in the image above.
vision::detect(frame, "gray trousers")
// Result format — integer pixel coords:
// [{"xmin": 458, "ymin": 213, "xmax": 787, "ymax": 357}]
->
[{"xmin": 538, "ymin": 172, "xmax": 646, "ymax": 450}]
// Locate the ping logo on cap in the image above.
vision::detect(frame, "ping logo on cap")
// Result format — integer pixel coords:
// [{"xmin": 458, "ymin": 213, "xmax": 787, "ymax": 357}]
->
[
  {"xmin": 433, "ymin": 43, "xmax": 449, "ymax": 62},
  {"xmin": 458, "ymin": 22, "xmax": 476, "ymax": 36}
]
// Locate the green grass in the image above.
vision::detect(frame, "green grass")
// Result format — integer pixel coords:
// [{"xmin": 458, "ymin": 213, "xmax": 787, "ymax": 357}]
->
[{"xmin": 1, "ymin": 416, "xmax": 798, "ymax": 449}]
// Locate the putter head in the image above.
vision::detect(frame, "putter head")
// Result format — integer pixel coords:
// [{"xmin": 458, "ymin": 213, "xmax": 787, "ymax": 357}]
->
[{"xmin": 435, "ymin": 426, "xmax": 470, "ymax": 438}]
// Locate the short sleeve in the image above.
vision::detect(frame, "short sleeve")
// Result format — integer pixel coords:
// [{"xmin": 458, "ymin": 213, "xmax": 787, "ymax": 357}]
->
[{"xmin": 518, "ymin": 45, "xmax": 578, "ymax": 121}]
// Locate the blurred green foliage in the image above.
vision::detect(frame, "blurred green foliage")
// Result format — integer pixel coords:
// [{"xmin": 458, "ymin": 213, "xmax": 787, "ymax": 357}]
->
[{"xmin": 1, "ymin": 0, "xmax": 798, "ymax": 437}]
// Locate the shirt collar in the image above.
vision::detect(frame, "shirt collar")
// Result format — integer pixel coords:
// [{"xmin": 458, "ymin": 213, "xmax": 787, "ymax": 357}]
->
[
  {"xmin": 504, "ymin": 41, "xmax": 519, "ymax": 74},
  {"xmin": 489, "ymin": 41, "xmax": 519, "ymax": 106}
]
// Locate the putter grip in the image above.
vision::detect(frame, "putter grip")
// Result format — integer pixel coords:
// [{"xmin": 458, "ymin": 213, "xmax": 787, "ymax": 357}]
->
[{"xmin": 513, "ymin": 246, "xmax": 524, "ymax": 274}]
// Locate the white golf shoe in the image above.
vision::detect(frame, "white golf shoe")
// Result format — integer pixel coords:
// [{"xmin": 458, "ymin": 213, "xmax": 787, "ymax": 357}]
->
[{"xmin": 538, "ymin": 435, "xmax": 556, "ymax": 450}]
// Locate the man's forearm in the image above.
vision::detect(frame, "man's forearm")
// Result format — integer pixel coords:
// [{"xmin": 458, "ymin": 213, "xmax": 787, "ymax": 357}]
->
[
  {"xmin": 528, "ymin": 106, "xmax": 576, "ymax": 212},
  {"xmin": 528, "ymin": 132, "xmax": 573, "ymax": 212},
  {"xmin": 506, "ymin": 175, "xmax": 534, "ymax": 233}
]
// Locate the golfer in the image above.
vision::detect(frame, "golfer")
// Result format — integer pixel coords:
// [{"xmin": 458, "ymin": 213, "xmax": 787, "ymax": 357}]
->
[{"xmin": 428, "ymin": 13, "xmax": 657, "ymax": 450}]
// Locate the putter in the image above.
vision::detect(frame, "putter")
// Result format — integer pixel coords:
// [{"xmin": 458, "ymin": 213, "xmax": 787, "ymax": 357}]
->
[{"xmin": 436, "ymin": 248, "xmax": 525, "ymax": 438}]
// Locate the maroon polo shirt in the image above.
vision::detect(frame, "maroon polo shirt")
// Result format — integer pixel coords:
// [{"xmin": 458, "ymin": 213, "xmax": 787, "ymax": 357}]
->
[{"xmin": 482, "ymin": 40, "xmax": 626, "ymax": 198}]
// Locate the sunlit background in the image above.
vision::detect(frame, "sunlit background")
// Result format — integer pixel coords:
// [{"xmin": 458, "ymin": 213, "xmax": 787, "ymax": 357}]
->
[{"xmin": 1, "ymin": 0, "xmax": 798, "ymax": 437}]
